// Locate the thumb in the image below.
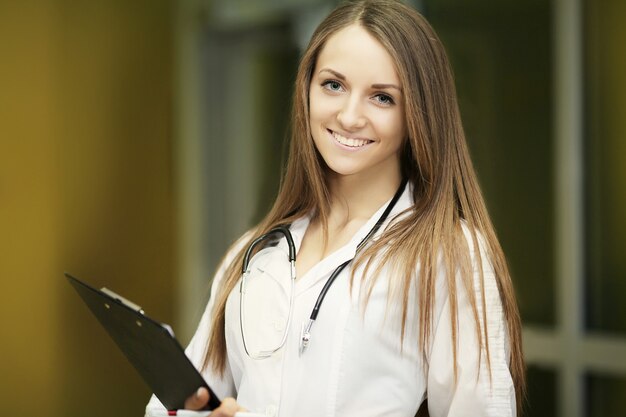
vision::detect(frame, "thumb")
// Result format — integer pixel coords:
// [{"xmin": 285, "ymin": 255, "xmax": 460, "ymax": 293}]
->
[{"xmin": 184, "ymin": 387, "xmax": 210, "ymax": 410}]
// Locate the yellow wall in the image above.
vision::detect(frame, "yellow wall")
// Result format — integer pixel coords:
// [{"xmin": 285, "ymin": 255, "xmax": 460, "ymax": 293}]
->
[{"xmin": 0, "ymin": 1, "xmax": 175, "ymax": 415}]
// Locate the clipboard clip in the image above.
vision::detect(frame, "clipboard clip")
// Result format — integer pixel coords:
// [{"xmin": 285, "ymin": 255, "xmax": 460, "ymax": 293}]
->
[{"xmin": 101, "ymin": 287, "xmax": 145, "ymax": 314}]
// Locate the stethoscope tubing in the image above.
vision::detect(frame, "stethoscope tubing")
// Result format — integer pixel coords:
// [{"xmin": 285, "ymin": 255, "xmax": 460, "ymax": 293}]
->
[
  {"xmin": 309, "ymin": 178, "xmax": 407, "ymax": 322},
  {"xmin": 240, "ymin": 178, "xmax": 407, "ymax": 358},
  {"xmin": 241, "ymin": 226, "xmax": 295, "ymax": 274}
]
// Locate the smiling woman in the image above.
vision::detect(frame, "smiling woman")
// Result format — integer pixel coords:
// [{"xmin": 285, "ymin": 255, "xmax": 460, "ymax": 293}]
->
[
  {"xmin": 309, "ymin": 24, "xmax": 406, "ymax": 186},
  {"xmin": 145, "ymin": 1, "xmax": 525, "ymax": 416}
]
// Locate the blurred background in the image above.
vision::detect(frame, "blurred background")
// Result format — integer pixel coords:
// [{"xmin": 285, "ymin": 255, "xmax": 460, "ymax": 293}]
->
[{"xmin": 0, "ymin": 0, "xmax": 624, "ymax": 416}]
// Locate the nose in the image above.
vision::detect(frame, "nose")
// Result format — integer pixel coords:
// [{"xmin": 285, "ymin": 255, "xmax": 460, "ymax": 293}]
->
[{"xmin": 337, "ymin": 96, "xmax": 366, "ymax": 131}]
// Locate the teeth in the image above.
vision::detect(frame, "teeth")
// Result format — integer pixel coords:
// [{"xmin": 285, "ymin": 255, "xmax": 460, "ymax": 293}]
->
[{"xmin": 332, "ymin": 131, "xmax": 371, "ymax": 147}]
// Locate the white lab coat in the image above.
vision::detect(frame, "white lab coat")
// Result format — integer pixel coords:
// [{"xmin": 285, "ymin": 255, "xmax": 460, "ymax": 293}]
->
[{"xmin": 146, "ymin": 184, "xmax": 516, "ymax": 417}]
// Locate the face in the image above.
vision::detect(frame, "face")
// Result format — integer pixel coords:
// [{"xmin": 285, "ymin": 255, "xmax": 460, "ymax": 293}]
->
[{"xmin": 309, "ymin": 24, "xmax": 407, "ymax": 183}]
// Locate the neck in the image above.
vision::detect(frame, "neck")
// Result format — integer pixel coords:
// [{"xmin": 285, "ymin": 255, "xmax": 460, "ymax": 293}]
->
[{"xmin": 326, "ymin": 169, "xmax": 402, "ymax": 225}]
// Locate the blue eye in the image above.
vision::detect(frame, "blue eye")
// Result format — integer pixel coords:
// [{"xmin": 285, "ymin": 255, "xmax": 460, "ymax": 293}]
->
[
  {"xmin": 322, "ymin": 80, "xmax": 343, "ymax": 92},
  {"xmin": 374, "ymin": 94, "xmax": 394, "ymax": 106}
]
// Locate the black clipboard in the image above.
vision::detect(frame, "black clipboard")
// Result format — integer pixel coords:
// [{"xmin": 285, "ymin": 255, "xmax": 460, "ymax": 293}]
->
[{"xmin": 65, "ymin": 272, "xmax": 220, "ymax": 411}]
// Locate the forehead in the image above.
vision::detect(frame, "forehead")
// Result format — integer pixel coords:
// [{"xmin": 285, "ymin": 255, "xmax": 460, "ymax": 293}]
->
[{"xmin": 314, "ymin": 24, "xmax": 400, "ymax": 84}]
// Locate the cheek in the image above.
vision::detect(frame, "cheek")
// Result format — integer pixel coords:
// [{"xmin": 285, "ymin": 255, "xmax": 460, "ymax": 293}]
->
[
  {"xmin": 372, "ymin": 111, "xmax": 406, "ymax": 146},
  {"xmin": 309, "ymin": 88, "xmax": 332, "ymax": 123},
  {"xmin": 308, "ymin": 90, "xmax": 326, "ymax": 147}
]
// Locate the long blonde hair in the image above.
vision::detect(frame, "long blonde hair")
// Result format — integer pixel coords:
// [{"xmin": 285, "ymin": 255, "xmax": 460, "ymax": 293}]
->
[{"xmin": 203, "ymin": 0, "xmax": 525, "ymax": 412}]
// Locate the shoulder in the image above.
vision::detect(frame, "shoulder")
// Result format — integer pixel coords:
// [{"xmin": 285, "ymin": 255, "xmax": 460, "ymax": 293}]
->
[
  {"xmin": 222, "ymin": 228, "xmax": 257, "ymax": 267},
  {"xmin": 210, "ymin": 228, "xmax": 258, "ymax": 294}
]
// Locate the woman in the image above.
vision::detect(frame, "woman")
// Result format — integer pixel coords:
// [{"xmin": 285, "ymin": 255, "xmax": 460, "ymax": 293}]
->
[{"xmin": 147, "ymin": 0, "xmax": 525, "ymax": 416}]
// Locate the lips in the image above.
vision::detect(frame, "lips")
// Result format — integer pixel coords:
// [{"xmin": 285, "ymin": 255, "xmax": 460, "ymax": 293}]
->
[{"xmin": 329, "ymin": 129, "xmax": 373, "ymax": 148}]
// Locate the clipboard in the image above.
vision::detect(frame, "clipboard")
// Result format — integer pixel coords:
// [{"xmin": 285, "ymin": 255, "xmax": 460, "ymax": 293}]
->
[{"xmin": 66, "ymin": 272, "xmax": 221, "ymax": 411}]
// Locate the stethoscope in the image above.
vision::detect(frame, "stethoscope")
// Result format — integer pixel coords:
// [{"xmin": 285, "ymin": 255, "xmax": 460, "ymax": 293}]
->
[{"xmin": 239, "ymin": 179, "xmax": 407, "ymax": 359}]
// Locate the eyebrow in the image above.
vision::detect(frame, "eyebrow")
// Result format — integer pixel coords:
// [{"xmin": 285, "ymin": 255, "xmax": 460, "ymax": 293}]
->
[{"xmin": 318, "ymin": 68, "xmax": 403, "ymax": 92}]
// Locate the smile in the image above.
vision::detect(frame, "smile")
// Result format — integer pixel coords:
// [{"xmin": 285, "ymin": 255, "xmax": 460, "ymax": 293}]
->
[{"xmin": 328, "ymin": 129, "xmax": 373, "ymax": 148}]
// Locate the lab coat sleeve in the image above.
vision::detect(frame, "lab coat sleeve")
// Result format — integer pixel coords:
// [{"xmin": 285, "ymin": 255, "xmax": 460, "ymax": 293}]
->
[
  {"xmin": 145, "ymin": 233, "xmax": 251, "ymax": 414},
  {"xmin": 426, "ymin": 231, "xmax": 516, "ymax": 417}
]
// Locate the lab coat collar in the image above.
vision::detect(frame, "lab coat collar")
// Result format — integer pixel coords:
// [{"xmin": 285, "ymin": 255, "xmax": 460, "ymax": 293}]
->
[{"xmin": 283, "ymin": 182, "xmax": 414, "ymax": 295}]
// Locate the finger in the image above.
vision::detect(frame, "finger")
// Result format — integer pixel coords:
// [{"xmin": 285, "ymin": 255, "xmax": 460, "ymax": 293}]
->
[
  {"xmin": 183, "ymin": 387, "xmax": 210, "ymax": 410},
  {"xmin": 211, "ymin": 397, "xmax": 247, "ymax": 417}
]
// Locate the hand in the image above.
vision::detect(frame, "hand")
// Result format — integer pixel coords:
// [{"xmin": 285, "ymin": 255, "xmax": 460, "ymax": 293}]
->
[
  {"xmin": 209, "ymin": 397, "xmax": 247, "ymax": 417},
  {"xmin": 184, "ymin": 387, "xmax": 211, "ymax": 410},
  {"xmin": 184, "ymin": 388, "xmax": 247, "ymax": 416}
]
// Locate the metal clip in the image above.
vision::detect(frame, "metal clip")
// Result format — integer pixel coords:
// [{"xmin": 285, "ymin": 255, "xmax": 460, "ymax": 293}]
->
[{"xmin": 299, "ymin": 319, "xmax": 314, "ymax": 356}]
